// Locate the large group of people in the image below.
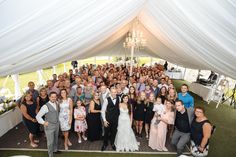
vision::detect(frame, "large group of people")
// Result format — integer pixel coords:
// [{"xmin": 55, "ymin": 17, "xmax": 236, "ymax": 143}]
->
[{"xmin": 17, "ymin": 63, "xmax": 214, "ymax": 157}]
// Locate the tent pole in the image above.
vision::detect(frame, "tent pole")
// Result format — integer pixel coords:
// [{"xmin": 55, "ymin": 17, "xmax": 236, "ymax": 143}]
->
[
  {"xmin": 94, "ymin": 57, "xmax": 97, "ymax": 65},
  {"xmin": 37, "ymin": 69, "xmax": 45, "ymax": 86},
  {"xmin": 130, "ymin": 46, "xmax": 134, "ymax": 77},
  {"xmin": 183, "ymin": 68, "xmax": 187, "ymax": 80},
  {"xmin": 53, "ymin": 66, "xmax": 56, "ymax": 74},
  {"xmin": 196, "ymin": 69, "xmax": 201, "ymax": 82},
  {"xmin": 11, "ymin": 74, "xmax": 21, "ymax": 100}
]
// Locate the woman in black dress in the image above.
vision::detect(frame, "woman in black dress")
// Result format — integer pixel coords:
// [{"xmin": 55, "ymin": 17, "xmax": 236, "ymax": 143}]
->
[
  {"xmin": 134, "ymin": 91, "xmax": 147, "ymax": 137},
  {"xmin": 36, "ymin": 88, "xmax": 49, "ymax": 133},
  {"xmin": 20, "ymin": 91, "xmax": 39, "ymax": 148},
  {"xmin": 190, "ymin": 106, "xmax": 212, "ymax": 157},
  {"xmin": 145, "ymin": 92, "xmax": 155, "ymax": 139},
  {"xmin": 128, "ymin": 86, "xmax": 137, "ymax": 123},
  {"xmin": 36, "ymin": 87, "xmax": 49, "ymax": 113},
  {"xmin": 87, "ymin": 92, "xmax": 102, "ymax": 141}
]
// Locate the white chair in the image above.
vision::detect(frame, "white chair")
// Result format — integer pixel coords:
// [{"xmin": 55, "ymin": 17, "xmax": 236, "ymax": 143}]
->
[{"xmin": 207, "ymin": 79, "xmax": 229, "ymax": 108}]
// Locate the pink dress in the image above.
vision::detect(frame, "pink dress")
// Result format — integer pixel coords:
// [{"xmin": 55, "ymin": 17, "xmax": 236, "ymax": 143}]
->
[
  {"xmin": 148, "ymin": 109, "xmax": 174, "ymax": 151},
  {"xmin": 74, "ymin": 106, "xmax": 87, "ymax": 132}
]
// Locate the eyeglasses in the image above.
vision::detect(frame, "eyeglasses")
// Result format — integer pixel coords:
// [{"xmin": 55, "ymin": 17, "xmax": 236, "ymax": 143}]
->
[{"xmin": 195, "ymin": 110, "xmax": 203, "ymax": 113}]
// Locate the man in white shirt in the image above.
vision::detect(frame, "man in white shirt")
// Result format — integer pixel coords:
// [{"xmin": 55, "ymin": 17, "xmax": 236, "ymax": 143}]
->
[
  {"xmin": 100, "ymin": 85, "xmax": 110, "ymax": 136},
  {"xmin": 100, "ymin": 85, "xmax": 110, "ymax": 107},
  {"xmin": 121, "ymin": 80, "xmax": 129, "ymax": 95},
  {"xmin": 36, "ymin": 92, "xmax": 60, "ymax": 157},
  {"xmin": 101, "ymin": 87, "xmax": 120, "ymax": 151},
  {"xmin": 158, "ymin": 78, "xmax": 168, "ymax": 89}
]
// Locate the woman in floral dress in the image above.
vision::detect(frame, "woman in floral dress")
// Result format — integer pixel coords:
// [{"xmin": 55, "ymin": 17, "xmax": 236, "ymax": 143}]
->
[{"xmin": 59, "ymin": 89, "xmax": 73, "ymax": 150}]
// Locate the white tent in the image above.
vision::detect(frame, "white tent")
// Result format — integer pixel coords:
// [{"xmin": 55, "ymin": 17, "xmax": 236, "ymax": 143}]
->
[{"xmin": 0, "ymin": 0, "xmax": 236, "ymax": 79}]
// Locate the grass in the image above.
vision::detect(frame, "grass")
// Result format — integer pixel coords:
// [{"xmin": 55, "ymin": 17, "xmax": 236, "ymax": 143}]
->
[
  {"xmin": 173, "ymin": 80, "xmax": 236, "ymax": 157},
  {"xmin": 0, "ymin": 150, "xmax": 177, "ymax": 157}
]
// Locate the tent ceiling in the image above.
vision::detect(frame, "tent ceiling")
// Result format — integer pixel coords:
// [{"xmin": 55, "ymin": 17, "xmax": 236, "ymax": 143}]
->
[{"xmin": 0, "ymin": 0, "xmax": 236, "ymax": 79}]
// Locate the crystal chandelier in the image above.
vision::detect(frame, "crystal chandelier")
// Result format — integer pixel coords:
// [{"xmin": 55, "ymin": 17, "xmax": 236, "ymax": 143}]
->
[
  {"xmin": 123, "ymin": 19, "xmax": 146, "ymax": 77},
  {"xmin": 123, "ymin": 20, "xmax": 146, "ymax": 51}
]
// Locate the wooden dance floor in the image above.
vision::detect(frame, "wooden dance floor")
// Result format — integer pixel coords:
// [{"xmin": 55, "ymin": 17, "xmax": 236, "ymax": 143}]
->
[{"xmin": 0, "ymin": 122, "xmax": 189, "ymax": 154}]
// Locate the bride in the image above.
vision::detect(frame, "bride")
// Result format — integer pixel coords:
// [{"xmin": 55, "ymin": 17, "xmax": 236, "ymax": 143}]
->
[{"xmin": 114, "ymin": 94, "xmax": 139, "ymax": 152}]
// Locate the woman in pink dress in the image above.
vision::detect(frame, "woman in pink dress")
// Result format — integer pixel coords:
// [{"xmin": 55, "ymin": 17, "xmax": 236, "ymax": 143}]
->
[{"xmin": 149, "ymin": 99, "xmax": 174, "ymax": 151}]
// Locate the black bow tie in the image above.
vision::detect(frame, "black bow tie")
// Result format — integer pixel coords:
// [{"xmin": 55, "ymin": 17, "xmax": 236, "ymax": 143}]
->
[{"xmin": 113, "ymin": 98, "xmax": 116, "ymax": 100}]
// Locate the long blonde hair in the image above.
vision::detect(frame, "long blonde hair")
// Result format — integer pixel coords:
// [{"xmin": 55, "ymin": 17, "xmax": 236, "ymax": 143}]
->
[
  {"xmin": 167, "ymin": 88, "xmax": 177, "ymax": 101},
  {"xmin": 137, "ymin": 91, "xmax": 147, "ymax": 104}
]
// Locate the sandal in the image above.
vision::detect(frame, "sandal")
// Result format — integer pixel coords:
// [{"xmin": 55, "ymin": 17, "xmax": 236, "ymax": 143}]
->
[
  {"xmin": 82, "ymin": 135, "xmax": 87, "ymax": 141},
  {"xmin": 34, "ymin": 139, "xmax": 39, "ymax": 143},
  {"xmin": 30, "ymin": 143, "xmax": 38, "ymax": 148}
]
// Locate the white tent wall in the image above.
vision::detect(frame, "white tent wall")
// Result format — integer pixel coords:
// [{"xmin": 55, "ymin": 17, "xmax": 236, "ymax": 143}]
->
[
  {"xmin": 0, "ymin": 0, "xmax": 146, "ymax": 75},
  {"xmin": 139, "ymin": 0, "xmax": 236, "ymax": 79},
  {"xmin": 0, "ymin": 0, "xmax": 236, "ymax": 79}
]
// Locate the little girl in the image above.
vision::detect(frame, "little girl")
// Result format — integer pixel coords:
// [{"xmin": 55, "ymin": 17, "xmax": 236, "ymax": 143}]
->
[{"xmin": 74, "ymin": 99, "xmax": 88, "ymax": 143}]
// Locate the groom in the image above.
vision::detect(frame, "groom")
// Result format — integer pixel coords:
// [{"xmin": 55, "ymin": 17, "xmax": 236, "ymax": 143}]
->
[
  {"xmin": 36, "ymin": 92, "xmax": 60, "ymax": 157},
  {"xmin": 101, "ymin": 87, "xmax": 120, "ymax": 151}
]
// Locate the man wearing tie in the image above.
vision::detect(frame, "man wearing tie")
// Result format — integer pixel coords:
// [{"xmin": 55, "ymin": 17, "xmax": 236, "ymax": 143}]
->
[
  {"xmin": 36, "ymin": 92, "xmax": 60, "ymax": 157},
  {"xmin": 101, "ymin": 87, "xmax": 120, "ymax": 151}
]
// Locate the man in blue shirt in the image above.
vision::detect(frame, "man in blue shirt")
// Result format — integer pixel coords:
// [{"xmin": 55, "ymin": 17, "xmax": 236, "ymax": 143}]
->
[{"xmin": 178, "ymin": 84, "xmax": 194, "ymax": 108}]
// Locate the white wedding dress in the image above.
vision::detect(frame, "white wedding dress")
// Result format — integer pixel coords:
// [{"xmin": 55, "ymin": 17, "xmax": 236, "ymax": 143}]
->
[{"xmin": 114, "ymin": 107, "xmax": 139, "ymax": 152}]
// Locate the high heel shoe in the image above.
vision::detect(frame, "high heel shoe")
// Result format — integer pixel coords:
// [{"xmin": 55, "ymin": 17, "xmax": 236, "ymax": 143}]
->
[{"xmin": 34, "ymin": 139, "xmax": 39, "ymax": 143}]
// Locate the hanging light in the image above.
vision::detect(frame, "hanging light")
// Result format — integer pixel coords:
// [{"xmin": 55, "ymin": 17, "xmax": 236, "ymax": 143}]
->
[{"xmin": 123, "ymin": 19, "xmax": 146, "ymax": 51}]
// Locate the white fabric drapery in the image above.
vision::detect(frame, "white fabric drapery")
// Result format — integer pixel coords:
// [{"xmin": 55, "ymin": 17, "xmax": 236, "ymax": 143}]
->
[
  {"xmin": 0, "ymin": 0, "xmax": 236, "ymax": 79},
  {"xmin": 37, "ymin": 69, "xmax": 46, "ymax": 85},
  {"xmin": 11, "ymin": 74, "xmax": 21, "ymax": 99}
]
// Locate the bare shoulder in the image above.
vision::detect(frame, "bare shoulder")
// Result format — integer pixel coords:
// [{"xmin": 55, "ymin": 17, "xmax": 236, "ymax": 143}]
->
[{"xmin": 203, "ymin": 121, "xmax": 212, "ymax": 128}]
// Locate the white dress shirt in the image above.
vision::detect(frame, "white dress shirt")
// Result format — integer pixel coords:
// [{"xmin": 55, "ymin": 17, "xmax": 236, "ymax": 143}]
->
[
  {"xmin": 122, "ymin": 87, "xmax": 129, "ymax": 95},
  {"xmin": 36, "ymin": 101, "xmax": 57, "ymax": 125},
  {"xmin": 158, "ymin": 84, "xmax": 168, "ymax": 90}
]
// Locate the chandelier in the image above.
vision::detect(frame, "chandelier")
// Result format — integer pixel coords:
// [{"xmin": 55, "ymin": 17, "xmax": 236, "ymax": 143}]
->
[
  {"xmin": 123, "ymin": 20, "xmax": 146, "ymax": 51},
  {"xmin": 123, "ymin": 19, "xmax": 146, "ymax": 77}
]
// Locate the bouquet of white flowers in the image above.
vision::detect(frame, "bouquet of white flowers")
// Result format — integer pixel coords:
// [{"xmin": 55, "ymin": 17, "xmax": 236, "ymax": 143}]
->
[{"xmin": 0, "ymin": 96, "xmax": 16, "ymax": 115}]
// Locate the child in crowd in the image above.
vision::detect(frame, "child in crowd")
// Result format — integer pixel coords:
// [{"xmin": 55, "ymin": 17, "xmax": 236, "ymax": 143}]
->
[
  {"xmin": 74, "ymin": 99, "xmax": 87, "ymax": 143},
  {"xmin": 153, "ymin": 97, "xmax": 165, "ymax": 125}
]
